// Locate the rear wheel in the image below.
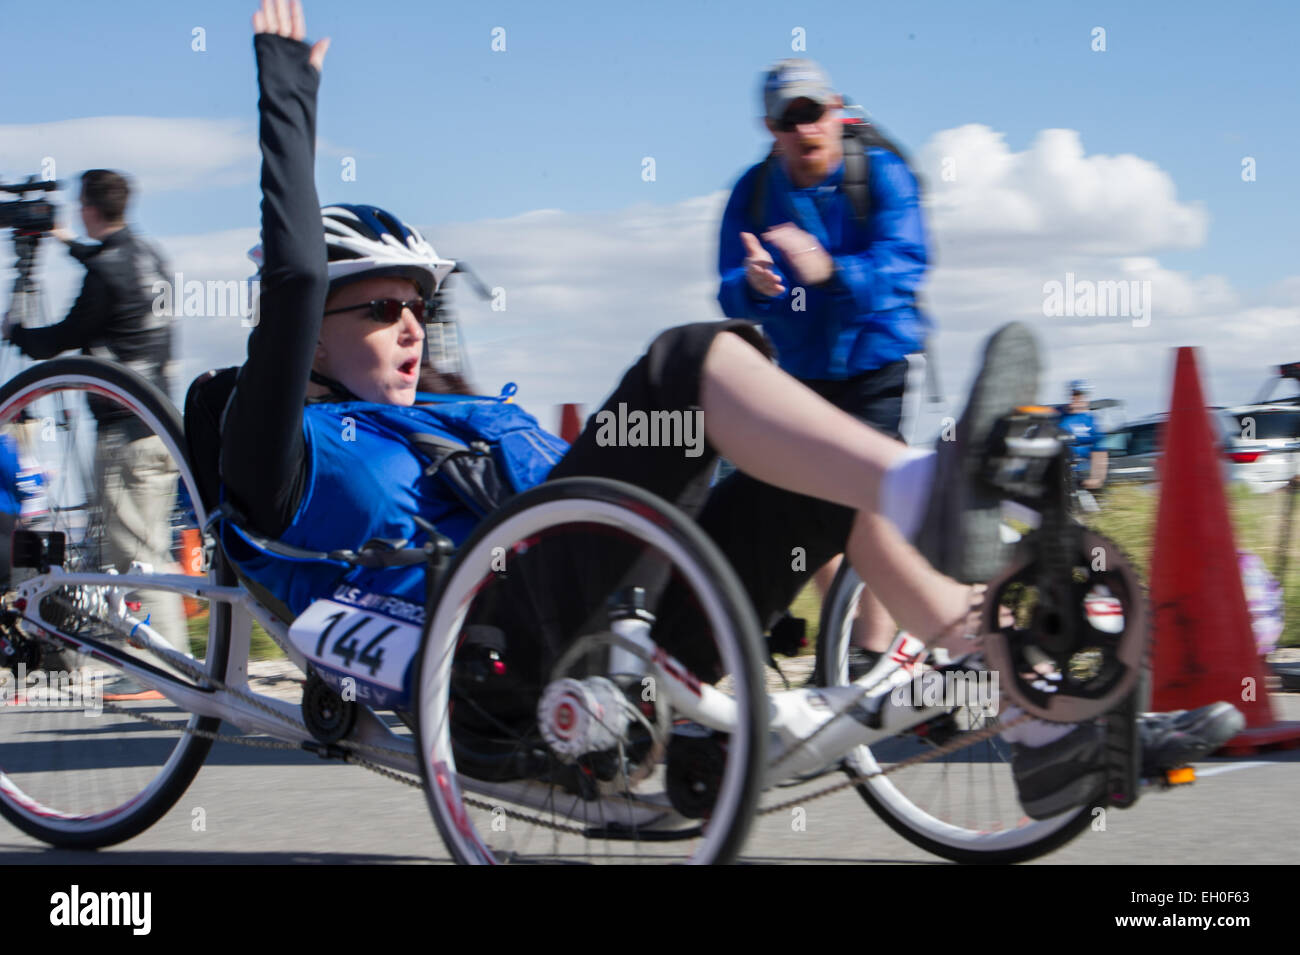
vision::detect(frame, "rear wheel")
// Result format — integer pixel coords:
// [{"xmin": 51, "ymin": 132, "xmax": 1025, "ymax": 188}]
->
[
  {"xmin": 0, "ymin": 358, "xmax": 229, "ymax": 848},
  {"xmin": 814, "ymin": 561, "xmax": 1095, "ymax": 864},
  {"xmin": 415, "ymin": 477, "xmax": 767, "ymax": 864}
]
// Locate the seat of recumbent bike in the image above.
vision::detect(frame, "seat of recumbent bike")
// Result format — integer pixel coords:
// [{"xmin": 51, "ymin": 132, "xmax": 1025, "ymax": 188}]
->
[{"xmin": 183, "ymin": 367, "xmax": 298, "ymax": 626}]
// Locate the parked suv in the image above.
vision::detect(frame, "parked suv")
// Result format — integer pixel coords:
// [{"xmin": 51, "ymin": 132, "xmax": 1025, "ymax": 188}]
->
[
  {"xmin": 1220, "ymin": 405, "xmax": 1300, "ymax": 491},
  {"xmin": 1098, "ymin": 410, "xmax": 1246, "ymax": 487}
]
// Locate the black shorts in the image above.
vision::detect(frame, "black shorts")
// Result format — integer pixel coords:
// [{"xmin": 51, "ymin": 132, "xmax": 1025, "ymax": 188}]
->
[{"xmin": 548, "ymin": 323, "xmax": 907, "ymax": 663}]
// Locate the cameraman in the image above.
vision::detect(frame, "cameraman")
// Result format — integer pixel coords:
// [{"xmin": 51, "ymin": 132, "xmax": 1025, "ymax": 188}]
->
[{"xmin": 2, "ymin": 170, "xmax": 187, "ymax": 671}]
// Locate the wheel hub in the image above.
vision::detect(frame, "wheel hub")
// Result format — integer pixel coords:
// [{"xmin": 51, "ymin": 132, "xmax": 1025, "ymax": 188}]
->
[{"xmin": 537, "ymin": 676, "xmax": 630, "ymax": 761}]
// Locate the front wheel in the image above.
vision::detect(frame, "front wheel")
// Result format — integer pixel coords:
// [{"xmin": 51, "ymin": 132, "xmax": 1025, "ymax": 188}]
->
[
  {"xmin": 415, "ymin": 477, "xmax": 768, "ymax": 864},
  {"xmin": 814, "ymin": 561, "xmax": 1095, "ymax": 864},
  {"xmin": 0, "ymin": 358, "xmax": 230, "ymax": 848}
]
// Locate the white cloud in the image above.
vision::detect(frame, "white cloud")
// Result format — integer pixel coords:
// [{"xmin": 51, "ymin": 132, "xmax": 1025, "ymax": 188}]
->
[
  {"xmin": 0, "ymin": 117, "xmax": 258, "ymax": 194},
  {"xmin": 3, "ymin": 123, "xmax": 1294, "ymax": 443},
  {"xmin": 432, "ymin": 124, "xmax": 1291, "ymax": 433},
  {"xmin": 921, "ymin": 125, "xmax": 1209, "ymax": 261}
]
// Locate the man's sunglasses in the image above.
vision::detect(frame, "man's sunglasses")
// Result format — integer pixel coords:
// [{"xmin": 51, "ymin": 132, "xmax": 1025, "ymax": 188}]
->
[
  {"xmin": 323, "ymin": 298, "xmax": 433, "ymax": 323},
  {"xmin": 773, "ymin": 101, "xmax": 827, "ymax": 132}
]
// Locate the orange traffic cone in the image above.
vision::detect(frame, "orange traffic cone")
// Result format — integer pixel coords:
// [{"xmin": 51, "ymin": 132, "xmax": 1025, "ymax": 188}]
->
[
  {"xmin": 179, "ymin": 527, "xmax": 205, "ymax": 618},
  {"xmin": 557, "ymin": 403, "xmax": 584, "ymax": 444},
  {"xmin": 1148, "ymin": 347, "xmax": 1300, "ymax": 753}
]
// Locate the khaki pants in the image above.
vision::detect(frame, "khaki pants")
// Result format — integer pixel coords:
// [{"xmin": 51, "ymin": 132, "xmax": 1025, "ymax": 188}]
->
[{"xmin": 94, "ymin": 423, "xmax": 188, "ymax": 655}]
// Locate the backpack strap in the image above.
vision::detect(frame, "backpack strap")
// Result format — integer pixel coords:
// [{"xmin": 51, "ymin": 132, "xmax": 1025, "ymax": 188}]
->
[
  {"xmin": 840, "ymin": 129, "xmax": 871, "ymax": 227},
  {"xmin": 747, "ymin": 125, "xmax": 880, "ymax": 233},
  {"xmin": 746, "ymin": 152, "xmax": 774, "ymax": 234}
]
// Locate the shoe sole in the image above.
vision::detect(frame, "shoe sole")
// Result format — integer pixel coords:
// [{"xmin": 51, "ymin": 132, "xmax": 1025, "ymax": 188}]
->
[
  {"xmin": 1012, "ymin": 722, "xmax": 1106, "ymax": 820},
  {"xmin": 958, "ymin": 323, "xmax": 1041, "ymax": 582},
  {"xmin": 918, "ymin": 323, "xmax": 1041, "ymax": 582}
]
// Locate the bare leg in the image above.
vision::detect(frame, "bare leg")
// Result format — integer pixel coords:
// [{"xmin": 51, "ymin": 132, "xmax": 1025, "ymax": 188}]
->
[
  {"xmin": 851, "ymin": 582, "xmax": 896, "ymax": 653},
  {"xmin": 813, "ymin": 555, "xmax": 895, "ymax": 653},
  {"xmin": 700, "ymin": 332, "xmax": 975, "ymax": 643},
  {"xmin": 812, "ymin": 556, "xmax": 840, "ymax": 601},
  {"xmin": 699, "ymin": 332, "xmax": 896, "ymax": 514}
]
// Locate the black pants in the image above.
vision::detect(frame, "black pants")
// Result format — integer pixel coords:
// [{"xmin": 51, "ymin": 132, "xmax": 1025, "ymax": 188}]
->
[{"xmin": 547, "ymin": 322, "xmax": 907, "ymax": 668}]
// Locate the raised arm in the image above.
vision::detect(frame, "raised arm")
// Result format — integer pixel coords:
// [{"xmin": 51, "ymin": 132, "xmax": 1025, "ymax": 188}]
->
[{"xmin": 221, "ymin": 0, "xmax": 331, "ymax": 536}]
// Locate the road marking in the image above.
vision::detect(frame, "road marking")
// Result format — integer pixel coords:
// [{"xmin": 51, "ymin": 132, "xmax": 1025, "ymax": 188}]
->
[{"xmin": 1195, "ymin": 761, "xmax": 1272, "ymax": 777}]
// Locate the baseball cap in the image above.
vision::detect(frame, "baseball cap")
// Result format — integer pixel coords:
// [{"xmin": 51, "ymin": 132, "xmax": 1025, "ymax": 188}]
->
[
  {"xmin": 763, "ymin": 59, "xmax": 836, "ymax": 121},
  {"xmin": 1068, "ymin": 379, "xmax": 1091, "ymax": 396}
]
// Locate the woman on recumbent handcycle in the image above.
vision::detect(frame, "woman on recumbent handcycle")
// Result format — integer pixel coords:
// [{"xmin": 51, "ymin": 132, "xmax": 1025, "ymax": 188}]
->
[{"xmin": 228, "ymin": 0, "xmax": 1242, "ymax": 842}]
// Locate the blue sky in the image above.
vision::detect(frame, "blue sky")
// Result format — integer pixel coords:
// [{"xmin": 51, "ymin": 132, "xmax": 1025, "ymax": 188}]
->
[{"xmin": 1, "ymin": 0, "xmax": 1296, "ymax": 426}]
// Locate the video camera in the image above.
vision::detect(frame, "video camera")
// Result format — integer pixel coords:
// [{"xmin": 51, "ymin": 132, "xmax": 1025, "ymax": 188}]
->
[{"xmin": 0, "ymin": 177, "xmax": 61, "ymax": 234}]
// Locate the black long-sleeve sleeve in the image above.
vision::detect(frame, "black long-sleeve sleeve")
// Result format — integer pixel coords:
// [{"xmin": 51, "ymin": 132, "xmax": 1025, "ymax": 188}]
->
[
  {"xmin": 220, "ymin": 33, "xmax": 329, "ymax": 537},
  {"xmin": 10, "ymin": 268, "xmax": 109, "ymax": 360}
]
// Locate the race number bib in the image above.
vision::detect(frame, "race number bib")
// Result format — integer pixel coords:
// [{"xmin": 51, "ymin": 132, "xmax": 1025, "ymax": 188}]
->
[{"xmin": 288, "ymin": 599, "xmax": 422, "ymax": 693}]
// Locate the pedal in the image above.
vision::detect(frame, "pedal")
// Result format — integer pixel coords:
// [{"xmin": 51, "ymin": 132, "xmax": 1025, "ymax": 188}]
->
[{"xmin": 981, "ymin": 408, "xmax": 1067, "ymax": 503}]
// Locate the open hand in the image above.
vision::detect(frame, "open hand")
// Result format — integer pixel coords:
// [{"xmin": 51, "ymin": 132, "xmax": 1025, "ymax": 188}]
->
[
  {"xmin": 253, "ymin": 0, "xmax": 330, "ymax": 72},
  {"xmin": 740, "ymin": 231, "xmax": 785, "ymax": 298}
]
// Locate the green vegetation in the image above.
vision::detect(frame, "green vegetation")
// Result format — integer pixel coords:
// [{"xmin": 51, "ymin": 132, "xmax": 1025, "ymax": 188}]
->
[
  {"xmin": 186, "ymin": 608, "xmax": 286, "ymax": 661},
  {"xmin": 1086, "ymin": 482, "xmax": 1299, "ymax": 648}
]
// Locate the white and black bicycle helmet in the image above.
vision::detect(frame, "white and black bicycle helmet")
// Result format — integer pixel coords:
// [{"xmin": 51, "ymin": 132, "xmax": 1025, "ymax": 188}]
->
[{"xmin": 247, "ymin": 203, "xmax": 456, "ymax": 297}]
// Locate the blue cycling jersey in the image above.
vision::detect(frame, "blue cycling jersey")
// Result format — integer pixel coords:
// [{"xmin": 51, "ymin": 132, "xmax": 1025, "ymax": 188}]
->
[
  {"xmin": 223, "ymin": 396, "xmax": 567, "ymax": 622},
  {"xmin": 1058, "ymin": 410, "xmax": 1098, "ymax": 473}
]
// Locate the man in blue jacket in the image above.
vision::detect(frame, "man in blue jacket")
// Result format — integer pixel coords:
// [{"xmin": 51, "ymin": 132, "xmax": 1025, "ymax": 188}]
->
[{"xmin": 716, "ymin": 58, "xmax": 931, "ymax": 675}]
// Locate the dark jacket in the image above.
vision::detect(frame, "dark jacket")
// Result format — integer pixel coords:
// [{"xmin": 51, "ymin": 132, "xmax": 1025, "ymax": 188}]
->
[{"xmin": 11, "ymin": 225, "xmax": 173, "ymax": 393}]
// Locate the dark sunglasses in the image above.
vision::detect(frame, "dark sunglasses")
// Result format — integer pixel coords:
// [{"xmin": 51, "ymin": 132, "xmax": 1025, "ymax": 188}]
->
[
  {"xmin": 323, "ymin": 298, "xmax": 432, "ymax": 323},
  {"xmin": 773, "ymin": 101, "xmax": 827, "ymax": 132}
]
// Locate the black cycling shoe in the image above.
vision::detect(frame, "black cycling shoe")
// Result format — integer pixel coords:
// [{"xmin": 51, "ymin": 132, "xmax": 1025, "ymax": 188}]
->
[
  {"xmin": 915, "ymin": 322, "xmax": 1041, "ymax": 583},
  {"xmin": 847, "ymin": 647, "xmax": 882, "ymax": 682},
  {"xmin": 1137, "ymin": 702, "xmax": 1244, "ymax": 778},
  {"xmin": 1010, "ymin": 702, "xmax": 1247, "ymax": 820},
  {"xmin": 1009, "ymin": 723, "xmax": 1107, "ymax": 821},
  {"xmin": 804, "ymin": 646, "xmax": 881, "ymax": 688}
]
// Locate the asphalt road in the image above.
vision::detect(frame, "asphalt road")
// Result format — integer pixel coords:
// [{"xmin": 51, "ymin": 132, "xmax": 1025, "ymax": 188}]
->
[{"xmin": 2, "ymin": 694, "xmax": 1296, "ymax": 865}]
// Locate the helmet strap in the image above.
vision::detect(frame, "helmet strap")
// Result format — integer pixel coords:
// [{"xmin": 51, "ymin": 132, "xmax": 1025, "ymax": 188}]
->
[{"xmin": 307, "ymin": 368, "xmax": 361, "ymax": 403}]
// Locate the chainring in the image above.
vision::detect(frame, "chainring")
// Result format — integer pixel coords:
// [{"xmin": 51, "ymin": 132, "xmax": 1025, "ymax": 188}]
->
[{"xmin": 979, "ymin": 528, "xmax": 1148, "ymax": 723}]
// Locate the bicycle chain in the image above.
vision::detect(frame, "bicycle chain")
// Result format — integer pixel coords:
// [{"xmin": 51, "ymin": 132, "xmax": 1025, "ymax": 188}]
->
[
  {"xmin": 757, "ymin": 709, "xmax": 1031, "ymax": 816},
  {"xmin": 37, "ymin": 593, "xmax": 415, "ymax": 767},
  {"xmin": 34, "ymin": 593, "xmax": 1038, "ymax": 840}
]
